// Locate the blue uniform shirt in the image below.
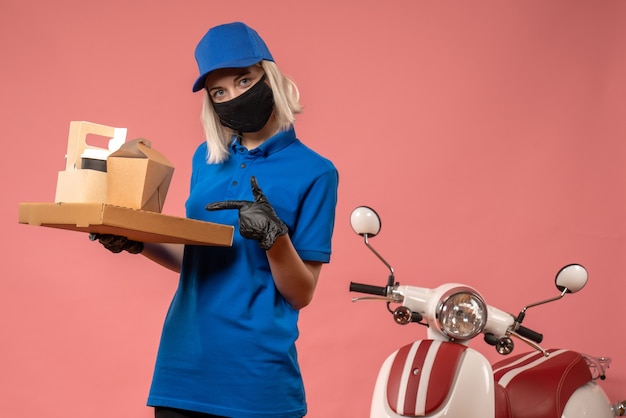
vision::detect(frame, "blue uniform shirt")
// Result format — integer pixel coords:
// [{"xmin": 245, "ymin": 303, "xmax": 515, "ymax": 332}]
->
[{"xmin": 148, "ymin": 127, "xmax": 338, "ymax": 417}]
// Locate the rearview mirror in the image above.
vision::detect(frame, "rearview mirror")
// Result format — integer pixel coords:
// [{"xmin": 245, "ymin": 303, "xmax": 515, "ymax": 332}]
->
[
  {"xmin": 350, "ymin": 206, "xmax": 381, "ymax": 237},
  {"xmin": 555, "ymin": 264, "xmax": 588, "ymax": 294}
]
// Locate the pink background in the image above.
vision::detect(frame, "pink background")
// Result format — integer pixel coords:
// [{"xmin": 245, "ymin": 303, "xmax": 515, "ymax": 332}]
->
[{"xmin": 2, "ymin": 1, "xmax": 625, "ymax": 416}]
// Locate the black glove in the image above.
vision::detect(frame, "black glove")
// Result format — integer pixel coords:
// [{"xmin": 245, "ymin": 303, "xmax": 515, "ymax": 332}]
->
[
  {"xmin": 205, "ymin": 176, "xmax": 288, "ymax": 250},
  {"xmin": 89, "ymin": 233, "xmax": 144, "ymax": 254}
]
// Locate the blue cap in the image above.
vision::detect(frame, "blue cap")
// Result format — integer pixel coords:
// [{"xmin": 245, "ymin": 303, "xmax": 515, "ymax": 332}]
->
[{"xmin": 192, "ymin": 22, "xmax": 274, "ymax": 92}]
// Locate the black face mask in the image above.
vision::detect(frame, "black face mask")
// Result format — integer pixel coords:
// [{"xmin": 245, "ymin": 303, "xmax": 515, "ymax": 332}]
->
[{"xmin": 212, "ymin": 75, "xmax": 275, "ymax": 133}]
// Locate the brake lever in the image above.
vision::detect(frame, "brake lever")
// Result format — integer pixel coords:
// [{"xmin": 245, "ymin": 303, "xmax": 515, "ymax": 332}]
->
[
  {"xmin": 351, "ymin": 294, "xmax": 403, "ymax": 303},
  {"xmin": 509, "ymin": 330, "xmax": 550, "ymax": 357}
]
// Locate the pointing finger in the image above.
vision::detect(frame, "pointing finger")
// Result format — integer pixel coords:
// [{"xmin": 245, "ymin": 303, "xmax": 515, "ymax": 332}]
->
[{"xmin": 249, "ymin": 176, "xmax": 267, "ymax": 203}]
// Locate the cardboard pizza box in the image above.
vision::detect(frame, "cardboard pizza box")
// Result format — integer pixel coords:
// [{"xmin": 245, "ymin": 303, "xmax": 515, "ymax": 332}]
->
[{"xmin": 18, "ymin": 202, "xmax": 233, "ymax": 246}]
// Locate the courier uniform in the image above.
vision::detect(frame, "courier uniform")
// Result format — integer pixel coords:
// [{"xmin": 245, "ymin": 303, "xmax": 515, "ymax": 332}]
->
[{"xmin": 147, "ymin": 126, "xmax": 338, "ymax": 417}]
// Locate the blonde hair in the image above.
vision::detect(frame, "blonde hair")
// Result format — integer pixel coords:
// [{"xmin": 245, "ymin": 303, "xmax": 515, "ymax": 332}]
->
[{"xmin": 200, "ymin": 61, "xmax": 302, "ymax": 164}]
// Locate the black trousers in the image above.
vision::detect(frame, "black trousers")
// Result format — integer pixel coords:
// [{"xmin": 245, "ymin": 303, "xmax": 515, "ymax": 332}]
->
[{"xmin": 154, "ymin": 407, "xmax": 227, "ymax": 418}]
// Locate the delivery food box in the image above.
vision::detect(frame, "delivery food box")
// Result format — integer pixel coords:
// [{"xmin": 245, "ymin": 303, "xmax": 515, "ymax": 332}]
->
[
  {"xmin": 106, "ymin": 138, "xmax": 174, "ymax": 212},
  {"xmin": 18, "ymin": 202, "xmax": 233, "ymax": 246}
]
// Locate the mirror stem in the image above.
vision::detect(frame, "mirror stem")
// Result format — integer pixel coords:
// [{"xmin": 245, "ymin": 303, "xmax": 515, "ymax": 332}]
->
[
  {"xmin": 515, "ymin": 288, "xmax": 568, "ymax": 323},
  {"xmin": 523, "ymin": 288, "xmax": 568, "ymax": 312},
  {"xmin": 363, "ymin": 234, "xmax": 395, "ymax": 287}
]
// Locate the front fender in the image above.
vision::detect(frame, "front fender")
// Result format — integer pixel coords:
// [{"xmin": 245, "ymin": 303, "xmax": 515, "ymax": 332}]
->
[{"xmin": 370, "ymin": 340, "xmax": 494, "ymax": 418}]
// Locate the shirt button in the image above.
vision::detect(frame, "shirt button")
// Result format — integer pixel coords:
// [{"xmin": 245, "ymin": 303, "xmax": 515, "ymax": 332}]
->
[
  {"xmin": 232, "ymin": 181, "xmax": 238, "ymax": 186},
  {"xmin": 240, "ymin": 163, "xmax": 246, "ymax": 168}
]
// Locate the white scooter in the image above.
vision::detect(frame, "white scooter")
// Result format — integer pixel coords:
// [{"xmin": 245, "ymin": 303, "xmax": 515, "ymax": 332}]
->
[{"xmin": 349, "ymin": 206, "xmax": 625, "ymax": 418}]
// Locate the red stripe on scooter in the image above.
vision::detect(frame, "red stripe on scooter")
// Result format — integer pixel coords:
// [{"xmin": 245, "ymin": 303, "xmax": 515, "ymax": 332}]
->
[
  {"xmin": 387, "ymin": 342, "xmax": 412, "ymax": 412},
  {"xmin": 386, "ymin": 341, "xmax": 433, "ymax": 415},
  {"xmin": 425, "ymin": 343, "xmax": 468, "ymax": 414},
  {"xmin": 403, "ymin": 340, "xmax": 432, "ymax": 415}
]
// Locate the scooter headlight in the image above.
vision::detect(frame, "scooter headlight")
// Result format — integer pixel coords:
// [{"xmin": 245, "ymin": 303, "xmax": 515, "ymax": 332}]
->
[{"xmin": 436, "ymin": 288, "xmax": 487, "ymax": 340}]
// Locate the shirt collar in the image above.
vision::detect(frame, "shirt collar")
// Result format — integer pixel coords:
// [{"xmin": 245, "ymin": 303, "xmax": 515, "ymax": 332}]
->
[{"xmin": 230, "ymin": 126, "xmax": 296, "ymax": 157}]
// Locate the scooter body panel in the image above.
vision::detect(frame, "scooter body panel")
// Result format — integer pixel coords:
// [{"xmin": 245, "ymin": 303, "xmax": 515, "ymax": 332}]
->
[
  {"xmin": 561, "ymin": 381, "xmax": 615, "ymax": 418},
  {"xmin": 370, "ymin": 340, "xmax": 495, "ymax": 418}
]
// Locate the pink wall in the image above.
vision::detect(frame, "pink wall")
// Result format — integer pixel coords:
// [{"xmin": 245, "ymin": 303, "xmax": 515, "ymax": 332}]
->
[{"xmin": 3, "ymin": 1, "xmax": 625, "ymax": 416}]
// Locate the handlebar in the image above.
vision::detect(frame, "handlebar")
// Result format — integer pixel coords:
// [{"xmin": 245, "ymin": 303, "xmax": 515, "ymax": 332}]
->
[
  {"xmin": 485, "ymin": 325, "xmax": 543, "ymax": 346},
  {"xmin": 516, "ymin": 325, "xmax": 543, "ymax": 344},
  {"xmin": 485, "ymin": 325, "xmax": 543, "ymax": 344},
  {"xmin": 351, "ymin": 282, "xmax": 545, "ymax": 346},
  {"xmin": 349, "ymin": 282, "xmax": 388, "ymax": 296}
]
